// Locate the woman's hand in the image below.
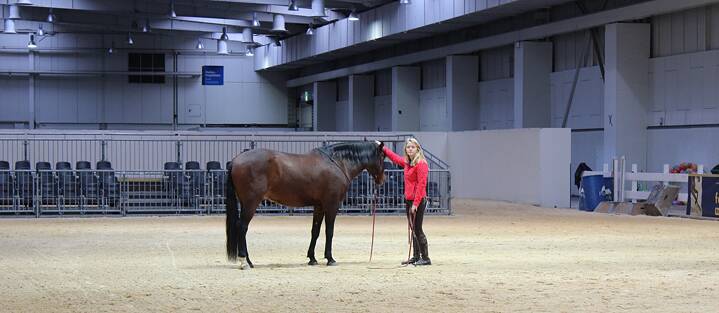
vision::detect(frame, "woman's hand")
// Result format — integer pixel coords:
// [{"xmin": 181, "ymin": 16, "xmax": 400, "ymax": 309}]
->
[
  {"xmin": 374, "ymin": 140, "xmax": 381, "ymax": 146},
  {"xmin": 410, "ymin": 205, "xmax": 417, "ymax": 215}
]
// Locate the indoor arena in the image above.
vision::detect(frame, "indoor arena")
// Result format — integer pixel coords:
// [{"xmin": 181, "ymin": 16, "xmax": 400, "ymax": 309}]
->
[{"xmin": 1, "ymin": 0, "xmax": 718, "ymax": 312}]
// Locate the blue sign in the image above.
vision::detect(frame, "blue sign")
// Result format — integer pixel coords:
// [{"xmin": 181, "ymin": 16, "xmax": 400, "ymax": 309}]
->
[{"xmin": 202, "ymin": 66, "xmax": 224, "ymax": 85}]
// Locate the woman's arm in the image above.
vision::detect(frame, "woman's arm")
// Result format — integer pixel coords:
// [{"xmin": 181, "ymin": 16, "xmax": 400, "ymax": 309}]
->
[
  {"xmin": 382, "ymin": 146, "xmax": 406, "ymax": 167},
  {"xmin": 412, "ymin": 161, "xmax": 429, "ymax": 207}
]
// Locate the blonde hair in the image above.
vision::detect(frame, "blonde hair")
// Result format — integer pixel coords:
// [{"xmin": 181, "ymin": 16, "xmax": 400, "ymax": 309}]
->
[{"xmin": 404, "ymin": 137, "xmax": 427, "ymax": 166}]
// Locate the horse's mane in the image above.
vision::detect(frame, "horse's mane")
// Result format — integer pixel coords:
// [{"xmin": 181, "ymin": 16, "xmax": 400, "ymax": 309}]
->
[{"xmin": 316, "ymin": 142, "xmax": 380, "ymax": 167}]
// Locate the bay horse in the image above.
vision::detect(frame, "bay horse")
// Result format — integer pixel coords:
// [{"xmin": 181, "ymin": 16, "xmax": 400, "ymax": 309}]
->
[{"xmin": 225, "ymin": 141, "xmax": 386, "ymax": 269}]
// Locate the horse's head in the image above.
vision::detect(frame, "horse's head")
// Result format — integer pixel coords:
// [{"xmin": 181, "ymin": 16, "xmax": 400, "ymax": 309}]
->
[{"xmin": 366, "ymin": 141, "xmax": 385, "ymax": 185}]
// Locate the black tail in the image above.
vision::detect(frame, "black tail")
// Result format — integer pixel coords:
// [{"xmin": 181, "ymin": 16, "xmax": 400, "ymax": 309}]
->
[{"xmin": 225, "ymin": 166, "xmax": 239, "ymax": 262}]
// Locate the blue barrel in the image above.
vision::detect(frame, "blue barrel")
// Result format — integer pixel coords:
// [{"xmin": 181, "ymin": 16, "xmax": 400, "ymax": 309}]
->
[{"xmin": 580, "ymin": 175, "xmax": 614, "ymax": 211}]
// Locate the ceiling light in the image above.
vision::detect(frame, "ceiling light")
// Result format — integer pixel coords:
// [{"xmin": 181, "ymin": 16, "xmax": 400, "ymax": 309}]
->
[
  {"xmin": 27, "ymin": 34, "xmax": 37, "ymax": 49},
  {"xmin": 288, "ymin": 0, "xmax": 299, "ymax": 11},
  {"xmin": 36, "ymin": 24, "xmax": 44, "ymax": 36},
  {"xmin": 220, "ymin": 27, "xmax": 229, "ymax": 41},
  {"xmin": 47, "ymin": 8, "xmax": 56, "ymax": 23},
  {"xmin": 252, "ymin": 12, "xmax": 261, "ymax": 27},
  {"xmin": 142, "ymin": 19, "xmax": 150, "ymax": 33},
  {"xmin": 400, "ymin": 0, "xmax": 410, "ymax": 4},
  {"xmin": 246, "ymin": 47, "xmax": 254, "ymax": 57},
  {"xmin": 127, "ymin": 32, "xmax": 134, "ymax": 45},
  {"xmin": 272, "ymin": 14, "xmax": 287, "ymax": 32},
  {"xmin": 306, "ymin": 24, "xmax": 314, "ymax": 36},
  {"xmin": 348, "ymin": 10, "xmax": 359, "ymax": 21},
  {"xmin": 217, "ymin": 39, "xmax": 228, "ymax": 55},
  {"xmin": 196, "ymin": 39, "xmax": 204, "ymax": 50}
]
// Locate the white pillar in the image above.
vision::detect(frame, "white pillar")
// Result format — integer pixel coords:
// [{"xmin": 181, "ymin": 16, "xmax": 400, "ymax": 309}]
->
[
  {"xmin": 349, "ymin": 75, "xmax": 374, "ymax": 131},
  {"xmin": 446, "ymin": 55, "xmax": 479, "ymax": 131},
  {"xmin": 391, "ymin": 66, "xmax": 420, "ymax": 131},
  {"xmin": 313, "ymin": 81, "xmax": 336, "ymax": 131},
  {"xmin": 514, "ymin": 41, "xmax": 553, "ymax": 128},
  {"xmin": 604, "ymin": 23, "xmax": 650, "ymax": 170}
]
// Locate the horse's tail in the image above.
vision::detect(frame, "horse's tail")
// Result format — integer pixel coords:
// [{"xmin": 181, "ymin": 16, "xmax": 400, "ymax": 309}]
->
[{"xmin": 225, "ymin": 165, "xmax": 240, "ymax": 262}]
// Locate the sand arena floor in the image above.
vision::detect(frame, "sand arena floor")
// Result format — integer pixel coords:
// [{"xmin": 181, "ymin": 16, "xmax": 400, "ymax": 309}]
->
[{"xmin": 1, "ymin": 199, "xmax": 718, "ymax": 313}]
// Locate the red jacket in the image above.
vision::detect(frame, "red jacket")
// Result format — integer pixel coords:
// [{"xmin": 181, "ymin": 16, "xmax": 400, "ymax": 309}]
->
[{"xmin": 383, "ymin": 146, "xmax": 429, "ymax": 207}]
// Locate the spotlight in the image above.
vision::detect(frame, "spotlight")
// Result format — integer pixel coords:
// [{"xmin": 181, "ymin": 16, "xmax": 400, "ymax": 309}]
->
[
  {"xmin": 288, "ymin": 0, "xmax": 299, "ymax": 11},
  {"xmin": 47, "ymin": 8, "xmax": 56, "ymax": 23},
  {"xmin": 27, "ymin": 34, "xmax": 37, "ymax": 49}
]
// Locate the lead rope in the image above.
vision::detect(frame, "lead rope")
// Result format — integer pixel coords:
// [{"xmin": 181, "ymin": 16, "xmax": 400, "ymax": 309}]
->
[
  {"xmin": 403, "ymin": 203, "xmax": 417, "ymax": 267},
  {"xmin": 369, "ymin": 185, "xmax": 377, "ymax": 262}
]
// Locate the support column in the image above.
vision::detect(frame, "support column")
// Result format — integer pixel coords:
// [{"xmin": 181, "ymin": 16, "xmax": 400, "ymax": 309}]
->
[
  {"xmin": 349, "ymin": 75, "xmax": 374, "ymax": 131},
  {"xmin": 391, "ymin": 66, "xmax": 420, "ymax": 131},
  {"xmin": 603, "ymin": 23, "xmax": 650, "ymax": 170},
  {"xmin": 446, "ymin": 55, "xmax": 479, "ymax": 131},
  {"xmin": 513, "ymin": 41, "xmax": 553, "ymax": 128},
  {"xmin": 28, "ymin": 50, "xmax": 36, "ymax": 129},
  {"xmin": 313, "ymin": 81, "xmax": 337, "ymax": 131}
]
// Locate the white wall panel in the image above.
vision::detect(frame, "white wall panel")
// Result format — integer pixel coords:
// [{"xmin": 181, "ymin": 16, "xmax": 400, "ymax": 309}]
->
[
  {"xmin": 421, "ymin": 58, "xmax": 446, "ymax": 89},
  {"xmin": 478, "ymin": 78, "xmax": 513, "ymax": 130},
  {"xmin": 335, "ymin": 100, "xmax": 350, "ymax": 131},
  {"xmin": 649, "ymin": 50, "xmax": 719, "ymax": 126},
  {"xmin": 549, "ymin": 66, "xmax": 604, "ymax": 129},
  {"xmin": 419, "ymin": 87, "xmax": 447, "ymax": 131},
  {"xmin": 374, "ymin": 95, "xmax": 392, "ymax": 131}
]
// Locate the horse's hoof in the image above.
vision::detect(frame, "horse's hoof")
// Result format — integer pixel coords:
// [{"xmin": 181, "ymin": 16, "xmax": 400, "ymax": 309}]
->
[
  {"xmin": 308, "ymin": 259, "xmax": 318, "ymax": 266},
  {"xmin": 326, "ymin": 260, "xmax": 337, "ymax": 266},
  {"xmin": 239, "ymin": 257, "xmax": 251, "ymax": 270}
]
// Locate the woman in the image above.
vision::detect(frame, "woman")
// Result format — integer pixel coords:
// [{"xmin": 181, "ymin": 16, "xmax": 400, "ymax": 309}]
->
[{"xmin": 378, "ymin": 138, "xmax": 431, "ymax": 266}]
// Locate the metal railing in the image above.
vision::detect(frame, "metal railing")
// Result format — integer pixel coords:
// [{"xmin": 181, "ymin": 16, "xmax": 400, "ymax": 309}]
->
[
  {"xmin": 0, "ymin": 133, "xmax": 449, "ymax": 171},
  {"xmin": 0, "ymin": 168, "xmax": 450, "ymax": 216}
]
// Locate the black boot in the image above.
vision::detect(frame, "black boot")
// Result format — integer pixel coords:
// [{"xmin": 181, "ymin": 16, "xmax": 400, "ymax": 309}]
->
[
  {"xmin": 401, "ymin": 237, "xmax": 421, "ymax": 265},
  {"xmin": 414, "ymin": 238, "xmax": 431, "ymax": 266}
]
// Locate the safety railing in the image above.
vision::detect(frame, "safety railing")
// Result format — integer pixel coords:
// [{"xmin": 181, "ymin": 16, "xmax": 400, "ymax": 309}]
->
[
  {"xmin": 0, "ymin": 134, "xmax": 448, "ymax": 171},
  {"xmin": 0, "ymin": 168, "xmax": 451, "ymax": 216}
]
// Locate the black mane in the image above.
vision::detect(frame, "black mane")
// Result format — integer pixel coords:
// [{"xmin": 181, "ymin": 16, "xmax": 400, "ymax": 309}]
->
[{"xmin": 315, "ymin": 142, "xmax": 381, "ymax": 167}]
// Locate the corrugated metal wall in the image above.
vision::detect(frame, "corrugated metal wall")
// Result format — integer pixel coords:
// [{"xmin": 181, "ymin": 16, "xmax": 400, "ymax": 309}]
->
[
  {"xmin": 479, "ymin": 45, "xmax": 514, "ymax": 81},
  {"xmin": 552, "ymin": 30, "xmax": 604, "ymax": 72}
]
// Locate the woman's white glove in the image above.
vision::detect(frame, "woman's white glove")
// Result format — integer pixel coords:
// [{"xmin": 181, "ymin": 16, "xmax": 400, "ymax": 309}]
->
[{"xmin": 374, "ymin": 140, "xmax": 382, "ymax": 146}]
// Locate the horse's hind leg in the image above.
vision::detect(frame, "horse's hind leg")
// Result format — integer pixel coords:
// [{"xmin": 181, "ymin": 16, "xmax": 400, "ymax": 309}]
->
[
  {"xmin": 238, "ymin": 198, "xmax": 260, "ymax": 270},
  {"xmin": 307, "ymin": 207, "xmax": 324, "ymax": 266}
]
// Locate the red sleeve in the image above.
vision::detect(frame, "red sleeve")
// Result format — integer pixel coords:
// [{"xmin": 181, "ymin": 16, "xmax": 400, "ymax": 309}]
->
[
  {"xmin": 382, "ymin": 146, "xmax": 406, "ymax": 167},
  {"xmin": 413, "ymin": 161, "xmax": 429, "ymax": 207}
]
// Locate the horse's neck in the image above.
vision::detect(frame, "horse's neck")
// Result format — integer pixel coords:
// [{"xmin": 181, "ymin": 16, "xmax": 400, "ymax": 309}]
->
[{"xmin": 340, "ymin": 159, "xmax": 367, "ymax": 179}]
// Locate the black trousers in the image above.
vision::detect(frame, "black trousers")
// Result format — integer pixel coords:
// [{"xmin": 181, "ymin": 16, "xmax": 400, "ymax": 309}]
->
[{"xmin": 406, "ymin": 198, "xmax": 429, "ymax": 260}]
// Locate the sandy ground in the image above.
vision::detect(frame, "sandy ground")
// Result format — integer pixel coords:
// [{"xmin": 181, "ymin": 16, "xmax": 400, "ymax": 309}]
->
[{"xmin": 1, "ymin": 199, "xmax": 718, "ymax": 313}]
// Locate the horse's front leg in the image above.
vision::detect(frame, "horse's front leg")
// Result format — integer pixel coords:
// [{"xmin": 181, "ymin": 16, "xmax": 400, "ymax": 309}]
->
[
  {"xmin": 307, "ymin": 207, "xmax": 324, "ymax": 265},
  {"xmin": 324, "ymin": 206, "xmax": 338, "ymax": 266}
]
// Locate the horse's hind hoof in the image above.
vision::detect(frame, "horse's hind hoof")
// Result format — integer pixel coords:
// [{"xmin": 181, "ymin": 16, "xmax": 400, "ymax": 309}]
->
[
  {"xmin": 326, "ymin": 260, "xmax": 337, "ymax": 266},
  {"xmin": 239, "ymin": 257, "xmax": 251, "ymax": 270},
  {"xmin": 308, "ymin": 259, "xmax": 318, "ymax": 266}
]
